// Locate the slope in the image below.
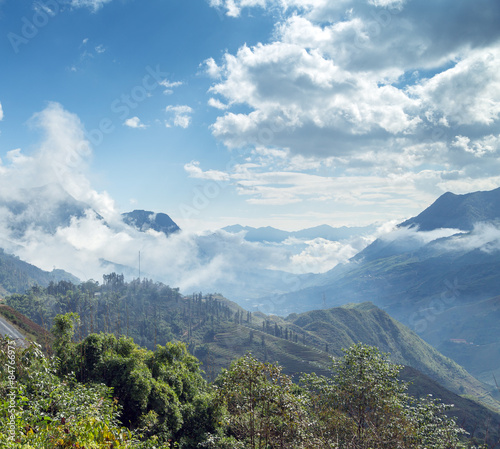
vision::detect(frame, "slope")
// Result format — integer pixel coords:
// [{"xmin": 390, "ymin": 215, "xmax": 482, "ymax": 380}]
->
[
  {"xmin": 0, "ymin": 248, "xmax": 79, "ymax": 295},
  {"xmin": 6, "ymin": 283, "xmax": 500, "ymax": 446},
  {"xmin": 400, "ymin": 186, "xmax": 500, "ymax": 231}
]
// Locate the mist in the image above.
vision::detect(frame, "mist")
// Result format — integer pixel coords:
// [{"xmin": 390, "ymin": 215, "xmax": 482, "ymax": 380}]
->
[{"xmin": 0, "ymin": 103, "xmax": 382, "ymax": 298}]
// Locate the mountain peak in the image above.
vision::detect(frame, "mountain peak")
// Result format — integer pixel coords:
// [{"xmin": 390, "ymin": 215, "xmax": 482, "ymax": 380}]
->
[
  {"xmin": 400, "ymin": 187, "xmax": 500, "ymax": 231},
  {"xmin": 122, "ymin": 210, "xmax": 180, "ymax": 237}
]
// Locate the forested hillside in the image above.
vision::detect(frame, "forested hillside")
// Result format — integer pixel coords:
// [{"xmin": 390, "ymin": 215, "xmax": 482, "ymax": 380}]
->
[
  {"xmin": 1, "ymin": 332, "xmax": 490, "ymax": 448},
  {"xmin": 4, "ymin": 275, "xmax": 500, "ymax": 444},
  {"xmin": 0, "ymin": 249, "xmax": 78, "ymax": 295}
]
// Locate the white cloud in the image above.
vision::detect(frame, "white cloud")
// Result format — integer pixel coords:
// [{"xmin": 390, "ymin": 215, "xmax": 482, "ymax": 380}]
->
[
  {"xmin": 286, "ymin": 236, "xmax": 370, "ymax": 273},
  {"xmin": 203, "ymin": 58, "xmax": 222, "ymax": 78},
  {"xmin": 0, "ymin": 102, "xmax": 3, "ymax": 121},
  {"xmin": 184, "ymin": 161, "xmax": 231, "ymax": 181},
  {"xmin": 95, "ymin": 44, "xmax": 106, "ymax": 54},
  {"xmin": 208, "ymin": 0, "xmax": 268, "ymax": 17},
  {"xmin": 209, "ymin": 40, "xmax": 421, "ymax": 155},
  {"xmin": 160, "ymin": 80, "xmax": 183, "ymax": 95},
  {"xmin": 201, "ymin": 0, "xmax": 500, "ymax": 213},
  {"xmin": 124, "ymin": 116, "xmax": 147, "ymax": 129},
  {"xmin": 410, "ymin": 47, "xmax": 500, "ymax": 127},
  {"xmin": 208, "ymin": 98, "xmax": 229, "ymax": 110},
  {"xmin": 435, "ymin": 223, "xmax": 500, "ymax": 255},
  {"xmin": 69, "ymin": 0, "xmax": 112, "ymax": 12},
  {"xmin": 165, "ymin": 105, "xmax": 193, "ymax": 128},
  {"xmin": 183, "ymin": 156, "xmax": 425, "ymax": 210},
  {"xmin": 1, "ymin": 102, "xmax": 117, "ymax": 220}
]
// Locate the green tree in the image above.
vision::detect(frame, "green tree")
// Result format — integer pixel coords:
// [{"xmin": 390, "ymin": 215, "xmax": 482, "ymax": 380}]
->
[
  {"xmin": 71, "ymin": 331, "xmax": 218, "ymax": 447},
  {"xmin": 52, "ymin": 312, "xmax": 80, "ymax": 375},
  {"xmin": 301, "ymin": 343, "xmax": 467, "ymax": 449},
  {"xmin": 0, "ymin": 337, "xmax": 132, "ymax": 448},
  {"xmin": 215, "ymin": 354, "xmax": 313, "ymax": 449}
]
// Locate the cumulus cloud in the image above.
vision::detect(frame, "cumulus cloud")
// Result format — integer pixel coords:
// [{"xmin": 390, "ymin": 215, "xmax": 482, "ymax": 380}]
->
[
  {"xmin": 208, "ymin": 98, "xmax": 229, "ymax": 110},
  {"xmin": 165, "ymin": 105, "xmax": 193, "ymax": 128},
  {"xmin": 201, "ymin": 0, "xmax": 500, "ymax": 213},
  {"xmin": 203, "ymin": 58, "xmax": 222, "ymax": 78},
  {"xmin": 124, "ymin": 116, "xmax": 147, "ymax": 129},
  {"xmin": 410, "ymin": 47, "xmax": 500, "ymax": 127}
]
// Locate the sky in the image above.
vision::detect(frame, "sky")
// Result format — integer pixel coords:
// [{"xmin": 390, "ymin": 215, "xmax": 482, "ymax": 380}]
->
[{"xmin": 2, "ymin": 0, "xmax": 500, "ymax": 233}]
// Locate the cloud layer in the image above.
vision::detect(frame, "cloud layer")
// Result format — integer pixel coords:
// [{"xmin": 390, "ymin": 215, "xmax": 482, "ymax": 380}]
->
[
  {"xmin": 1, "ymin": 103, "xmax": 378, "ymax": 296},
  {"xmin": 204, "ymin": 0, "xmax": 500, "ymax": 209}
]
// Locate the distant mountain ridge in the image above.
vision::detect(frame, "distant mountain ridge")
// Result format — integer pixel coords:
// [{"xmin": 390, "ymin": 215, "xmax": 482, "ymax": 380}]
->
[
  {"xmin": 222, "ymin": 223, "xmax": 376, "ymax": 243},
  {"xmin": 121, "ymin": 210, "xmax": 180, "ymax": 236},
  {"xmin": 254, "ymin": 186, "xmax": 500, "ymax": 391},
  {"xmin": 0, "ymin": 248, "xmax": 78, "ymax": 295},
  {"xmin": 400, "ymin": 187, "xmax": 500, "ymax": 231},
  {"xmin": 0, "ymin": 184, "xmax": 101, "ymax": 236}
]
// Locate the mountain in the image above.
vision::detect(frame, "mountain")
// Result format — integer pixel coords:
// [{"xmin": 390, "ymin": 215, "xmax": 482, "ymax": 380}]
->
[
  {"xmin": 0, "ymin": 248, "xmax": 79, "ymax": 295},
  {"xmin": 122, "ymin": 210, "xmax": 180, "ymax": 236},
  {"xmin": 222, "ymin": 223, "xmax": 376, "ymax": 243},
  {"xmin": 253, "ymin": 187, "xmax": 500, "ymax": 389},
  {"xmin": 0, "ymin": 183, "xmax": 101, "ymax": 236},
  {"xmin": 420, "ymin": 295, "xmax": 500, "ymax": 386},
  {"xmin": 6, "ymin": 280, "xmax": 500, "ymax": 444},
  {"xmin": 283, "ymin": 303, "xmax": 499, "ymax": 409},
  {"xmin": 400, "ymin": 187, "xmax": 500, "ymax": 231}
]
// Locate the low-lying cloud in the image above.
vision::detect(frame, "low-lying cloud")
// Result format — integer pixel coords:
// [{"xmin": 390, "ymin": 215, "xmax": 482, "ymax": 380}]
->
[
  {"xmin": 0, "ymin": 103, "xmax": 381, "ymax": 297},
  {"xmin": 5, "ymin": 103, "xmax": 498, "ymax": 301}
]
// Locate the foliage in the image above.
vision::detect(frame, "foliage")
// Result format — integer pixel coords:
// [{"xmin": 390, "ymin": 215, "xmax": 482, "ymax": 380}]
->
[
  {"xmin": 0, "ymin": 331, "xmax": 485, "ymax": 449},
  {"xmin": 48, "ymin": 315, "xmax": 221, "ymax": 447},
  {"xmin": 301, "ymin": 343, "xmax": 469, "ymax": 449},
  {"xmin": 4, "ymin": 277, "xmax": 499, "ymax": 447},
  {"xmin": 0, "ymin": 336, "xmax": 132, "ymax": 448},
  {"xmin": 215, "ymin": 354, "xmax": 314, "ymax": 448}
]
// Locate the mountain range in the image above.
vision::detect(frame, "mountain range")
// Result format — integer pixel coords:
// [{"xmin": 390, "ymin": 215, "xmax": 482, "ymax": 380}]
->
[
  {"xmin": 1, "ymin": 184, "xmax": 500, "ymax": 444},
  {"xmin": 2, "ymin": 183, "xmax": 500, "ymax": 406},
  {"xmin": 222, "ymin": 223, "xmax": 376, "ymax": 243},
  {"xmin": 254, "ymin": 187, "xmax": 500, "ymax": 389}
]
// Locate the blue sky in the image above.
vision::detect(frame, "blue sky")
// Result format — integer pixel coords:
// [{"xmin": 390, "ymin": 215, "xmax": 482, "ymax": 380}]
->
[{"xmin": 2, "ymin": 0, "xmax": 500, "ymax": 233}]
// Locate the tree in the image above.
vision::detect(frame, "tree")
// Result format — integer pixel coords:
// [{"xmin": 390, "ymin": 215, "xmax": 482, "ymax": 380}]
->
[
  {"xmin": 215, "ymin": 354, "xmax": 313, "ymax": 449},
  {"xmin": 51, "ymin": 312, "xmax": 80, "ymax": 375},
  {"xmin": 301, "ymin": 343, "xmax": 467, "ymax": 449}
]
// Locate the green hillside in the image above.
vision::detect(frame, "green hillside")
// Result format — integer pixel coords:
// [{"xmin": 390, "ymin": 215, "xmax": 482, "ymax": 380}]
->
[
  {"xmin": 280, "ymin": 303, "xmax": 500, "ymax": 412},
  {"xmin": 0, "ymin": 248, "xmax": 78, "ymax": 295},
  {"xmin": 5, "ymin": 277, "xmax": 500, "ymax": 412}
]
